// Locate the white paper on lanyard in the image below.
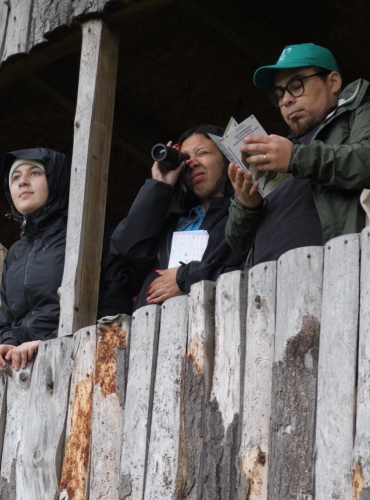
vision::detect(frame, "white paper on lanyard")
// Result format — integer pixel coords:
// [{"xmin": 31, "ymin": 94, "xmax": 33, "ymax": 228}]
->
[{"xmin": 168, "ymin": 230, "xmax": 209, "ymax": 268}]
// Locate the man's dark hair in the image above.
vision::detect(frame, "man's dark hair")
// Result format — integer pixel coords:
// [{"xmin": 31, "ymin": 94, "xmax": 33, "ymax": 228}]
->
[
  {"xmin": 311, "ymin": 66, "xmax": 343, "ymax": 89},
  {"xmin": 178, "ymin": 124, "xmax": 234, "ymax": 198}
]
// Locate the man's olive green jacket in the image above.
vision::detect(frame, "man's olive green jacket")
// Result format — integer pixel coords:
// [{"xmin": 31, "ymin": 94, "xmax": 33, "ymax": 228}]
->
[{"xmin": 225, "ymin": 79, "xmax": 370, "ymax": 267}]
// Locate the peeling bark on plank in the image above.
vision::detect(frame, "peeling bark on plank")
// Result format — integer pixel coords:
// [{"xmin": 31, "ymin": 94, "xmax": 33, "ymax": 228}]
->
[
  {"xmin": 268, "ymin": 247, "xmax": 323, "ymax": 500},
  {"xmin": 145, "ymin": 295, "xmax": 189, "ymax": 500},
  {"xmin": 315, "ymin": 234, "xmax": 360, "ymax": 500},
  {"xmin": 203, "ymin": 271, "xmax": 247, "ymax": 500},
  {"xmin": 1, "ymin": 0, "xmax": 33, "ymax": 64},
  {"xmin": 176, "ymin": 281, "xmax": 215, "ymax": 500},
  {"xmin": 58, "ymin": 19, "xmax": 119, "ymax": 336},
  {"xmin": 72, "ymin": 0, "xmax": 124, "ymax": 18},
  {"xmin": 59, "ymin": 326, "xmax": 97, "ymax": 500},
  {"xmin": 0, "ymin": 2, "xmax": 9, "ymax": 62},
  {"xmin": 119, "ymin": 305, "xmax": 161, "ymax": 500},
  {"xmin": 238, "ymin": 261, "xmax": 277, "ymax": 500},
  {"xmin": 352, "ymin": 228, "xmax": 370, "ymax": 500},
  {"xmin": 0, "ymin": 245, "xmax": 6, "ymax": 311},
  {"xmin": 16, "ymin": 337, "xmax": 73, "ymax": 500},
  {"xmin": 90, "ymin": 314, "xmax": 131, "ymax": 500},
  {"xmin": 31, "ymin": 0, "xmax": 72, "ymax": 48}
]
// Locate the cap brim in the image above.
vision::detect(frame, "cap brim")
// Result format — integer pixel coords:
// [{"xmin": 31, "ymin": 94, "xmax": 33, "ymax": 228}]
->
[{"xmin": 253, "ymin": 62, "xmax": 311, "ymax": 88}]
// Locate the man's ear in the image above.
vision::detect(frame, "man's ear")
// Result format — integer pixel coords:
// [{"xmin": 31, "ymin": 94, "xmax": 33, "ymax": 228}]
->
[{"xmin": 328, "ymin": 71, "xmax": 342, "ymax": 95}]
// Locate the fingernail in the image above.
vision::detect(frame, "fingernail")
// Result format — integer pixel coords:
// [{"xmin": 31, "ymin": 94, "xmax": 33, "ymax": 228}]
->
[
  {"xmin": 187, "ymin": 160, "xmax": 193, "ymax": 164},
  {"xmin": 155, "ymin": 269, "xmax": 162, "ymax": 273},
  {"xmin": 148, "ymin": 300, "xmax": 154, "ymax": 304},
  {"xmin": 146, "ymin": 291, "xmax": 151, "ymax": 296},
  {"xmin": 148, "ymin": 285, "xmax": 152, "ymax": 289},
  {"xmin": 174, "ymin": 144, "xmax": 180, "ymax": 149}
]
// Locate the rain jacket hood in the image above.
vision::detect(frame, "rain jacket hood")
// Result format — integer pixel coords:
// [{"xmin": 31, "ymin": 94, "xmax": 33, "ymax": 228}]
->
[{"xmin": 1, "ymin": 148, "xmax": 70, "ymax": 235}]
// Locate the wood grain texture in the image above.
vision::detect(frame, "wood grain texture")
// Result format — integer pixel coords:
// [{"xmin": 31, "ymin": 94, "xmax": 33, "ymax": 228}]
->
[
  {"xmin": 1, "ymin": 0, "xmax": 33, "ymax": 63},
  {"xmin": 58, "ymin": 20, "xmax": 119, "ymax": 336},
  {"xmin": 0, "ymin": 1, "xmax": 9, "ymax": 62},
  {"xmin": 0, "ymin": 365, "xmax": 27, "ymax": 500},
  {"xmin": 0, "ymin": 244, "xmax": 6, "ymax": 311},
  {"xmin": 59, "ymin": 326, "xmax": 97, "ymax": 500},
  {"xmin": 16, "ymin": 337, "xmax": 74, "ymax": 500},
  {"xmin": 352, "ymin": 227, "xmax": 370, "ymax": 499},
  {"xmin": 315, "ymin": 234, "xmax": 360, "ymax": 500},
  {"xmin": 119, "ymin": 305, "xmax": 161, "ymax": 500},
  {"xmin": 238, "ymin": 261, "xmax": 277, "ymax": 500},
  {"xmin": 145, "ymin": 295, "xmax": 189, "ymax": 500},
  {"xmin": 90, "ymin": 314, "xmax": 131, "ymax": 500},
  {"xmin": 31, "ymin": 0, "xmax": 72, "ymax": 48},
  {"xmin": 176, "ymin": 281, "xmax": 216, "ymax": 500},
  {"xmin": 203, "ymin": 270, "xmax": 247, "ymax": 500},
  {"xmin": 268, "ymin": 247, "xmax": 323, "ymax": 500}
]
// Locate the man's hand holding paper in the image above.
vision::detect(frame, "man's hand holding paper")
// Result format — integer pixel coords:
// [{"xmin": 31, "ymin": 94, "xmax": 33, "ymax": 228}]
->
[{"xmin": 241, "ymin": 134, "xmax": 293, "ymax": 173}]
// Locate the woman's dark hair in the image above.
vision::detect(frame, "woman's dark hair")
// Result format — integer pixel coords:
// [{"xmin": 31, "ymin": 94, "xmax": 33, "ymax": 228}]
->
[{"xmin": 177, "ymin": 124, "xmax": 234, "ymax": 203}]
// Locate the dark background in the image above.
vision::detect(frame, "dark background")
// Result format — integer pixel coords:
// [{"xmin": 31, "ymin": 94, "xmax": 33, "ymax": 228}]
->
[{"xmin": 0, "ymin": 0, "xmax": 369, "ymax": 248}]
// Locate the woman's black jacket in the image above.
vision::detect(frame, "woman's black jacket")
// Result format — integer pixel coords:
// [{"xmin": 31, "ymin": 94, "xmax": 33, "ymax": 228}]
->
[
  {"xmin": 110, "ymin": 179, "xmax": 243, "ymax": 310},
  {"xmin": 0, "ymin": 148, "xmax": 134, "ymax": 347}
]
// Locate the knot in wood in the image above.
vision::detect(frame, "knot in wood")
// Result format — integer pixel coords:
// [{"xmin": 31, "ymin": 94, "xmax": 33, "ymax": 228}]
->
[
  {"xmin": 47, "ymin": 380, "xmax": 54, "ymax": 394},
  {"xmin": 75, "ymin": 121, "xmax": 80, "ymax": 129},
  {"xmin": 33, "ymin": 450, "xmax": 41, "ymax": 460},
  {"xmin": 19, "ymin": 372, "xmax": 28, "ymax": 383}
]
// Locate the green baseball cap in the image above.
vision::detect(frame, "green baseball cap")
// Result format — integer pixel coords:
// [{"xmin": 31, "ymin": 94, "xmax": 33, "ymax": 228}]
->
[{"xmin": 253, "ymin": 43, "xmax": 340, "ymax": 88}]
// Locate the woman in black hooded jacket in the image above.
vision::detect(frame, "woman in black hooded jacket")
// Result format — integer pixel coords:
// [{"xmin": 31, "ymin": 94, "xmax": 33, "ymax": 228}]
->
[{"xmin": 0, "ymin": 148, "xmax": 135, "ymax": 372}]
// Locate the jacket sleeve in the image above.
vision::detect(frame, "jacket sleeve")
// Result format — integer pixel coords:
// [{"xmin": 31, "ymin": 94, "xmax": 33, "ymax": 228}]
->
[
  {"xmin": 110, "ymin": 179, "xmax": 175, "ymax": 274},
  {"xmin": 0, "ymin": 257, "xmax": 20, "ymax": 347},
  {"xmin": 289, "ymin": 102, "xmax": 370, "ymax": 190},
  {"xmin": 224, "ymin": 196, "xmax": 266, "ymax": 263}
]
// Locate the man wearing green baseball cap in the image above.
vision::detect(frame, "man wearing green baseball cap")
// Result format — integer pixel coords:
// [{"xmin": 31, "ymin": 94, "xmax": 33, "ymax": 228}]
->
[{"xmin": 225, "ymin": 43, "xmax": 370, "ymax": 267}]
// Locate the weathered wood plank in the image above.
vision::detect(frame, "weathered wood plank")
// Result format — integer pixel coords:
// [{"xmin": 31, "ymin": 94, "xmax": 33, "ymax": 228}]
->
[
  {"xmin": 145, "ymin": 295, "xmax": 189, "ymax": 499},
  {"xmin": 176, "ymin": 281, "xmax": 216, "ymax": 500},
  {"xmin": 268, "ymin": 247, "xmax": 323, "ymax": 500},
  {"xmin": 203, "ymin": 270, "xmax": 247, "ymax": 500},
  {"xmin": 238, "ymin": 261, "xmax": 277, "ymax": 500},
  {"xmin": 31, "ymin": 0, "xmax": 72, "ymax": 50},
  {"xmin": 0, "ymin": 371, "xmax": 7, "ymax": 471},
  {"xmin": 16, "ymin": 337, "xmax": 74, "ymax": 500},
  {"xmin": 0, "ymin": 1, "xmax": 9, "ymax": 62},
  {"xmin": 58, "ymin": 19, "xmax": 119, "ymax": 336},
  {"xmin": 0, "ymin": 366, "xmax": 22, "ymax": 499},
  {"xmin": 59, "ymin": 326, "xmax": 97, "ymax": 500},
  {"xmin": 0, "ymin": 244, "xmax": 6, "ymax": 311},
  {"xmin": 1, "ymin": 0, "xmax": 33, "ymax": 64},
  {"xmin": 315, "ymin": 234, "xmax": 360, "ymax": 500},
  {"xmin": 90, "ymin": 314, "xmax": 131, "ymax": 500},
  {"xmin": 119, "ymin": 305, "xmax": 161, "ymax": 500},
  {"xmin": 72, "ymin": 0, "xmax": 119, "ymax": 18},
  {"xmin": 352, "ymin": 227, "xmax": 370, "ymax": 499}
]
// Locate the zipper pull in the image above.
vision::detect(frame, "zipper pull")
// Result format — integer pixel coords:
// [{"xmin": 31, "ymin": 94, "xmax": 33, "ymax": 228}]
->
[{"xmin": 22, "ymin": 217, "xmax": 27, "ymax": 227}]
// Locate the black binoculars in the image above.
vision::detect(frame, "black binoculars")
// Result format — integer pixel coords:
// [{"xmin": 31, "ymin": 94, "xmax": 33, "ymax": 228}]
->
[{"xmin": 151, "ymin": 144, "xmax": 190, "ymax": 170}]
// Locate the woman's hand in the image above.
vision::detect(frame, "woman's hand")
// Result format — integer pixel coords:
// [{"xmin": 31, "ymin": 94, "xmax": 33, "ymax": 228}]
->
[
  {"xmin": 5, "ymin": 340, "xmax": 41, "ymax": 371},
  {"xmin": 228, "ymin": 164, "xmax": 262, "ymax": 207},
  {"xmin": 0, "ymin": 344, "xmax": 14, "ymax": 370},
  {"xmin": 147, "ymin": 268, "xmax": 181, "ymax": 304},
  {"xmin": 151, "ymin": 142, "xmax": 187, "ymax": 187}
]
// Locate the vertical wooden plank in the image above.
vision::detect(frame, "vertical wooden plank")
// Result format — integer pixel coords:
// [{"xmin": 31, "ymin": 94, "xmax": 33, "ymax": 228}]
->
[
  {"xmin": 268, "ymin": 247, "xmax": 323, "ymax": 500},
  {"xmin": 0, "ymin": 245, "xmax": 7, "ymax": 311},
  {"xmin": 119, "ymin": 305, "xmax": 161, "ymax": 500},
  {"xmin": 0, "ymin": 366, "xmax": 28, "ymax": 499},
  {"xmin": 1, "ymin": 0, "xmax": 33, "ymax": 63},
  {"xmin": 16, "ymin": 337, "xmax": 74, "ymax": 500},
  {"xmin": 238, "ymin": 261, "xmax": 277, "ymax": 500},
  {"xmin": 176, "ymin": 281, "xmax": 216, "ymax": 500},
  {"xmin": 203, "ymin": 270, "xmax": 247, "ymax": 500},
  {"xmin": 0, "ymin": 1, "xmax": 9, "ymax": 62},
  {"xmin": 352, "ymin": 227, "xmax": 370, "ymax": 500},
  {"xmin": 144, "ymin": 295, "xmax": 189, "ymax": 500},
  {"xmin": 90, "ymin": 314, "xmax": 131, "ymax": 500},
  {"xmin": 59, "ymin": 326, "xmax": 97, "ymax": 500},
  {"xmin": 315, "ymin": 234, "xmax": 360, "ymax": 500},
  {"xmin": 58, "ymin": 19, "xmax": 119, "ymax": 337},
  {"xmin": 0, "ymin": 371, "xmax": 7, "ymax": 469}
]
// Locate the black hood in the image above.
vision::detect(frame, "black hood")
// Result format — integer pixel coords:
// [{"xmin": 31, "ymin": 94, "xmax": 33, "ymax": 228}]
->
[{"xmin": 1, "ymin": 148, "xmax": 70, "ymax": 235}]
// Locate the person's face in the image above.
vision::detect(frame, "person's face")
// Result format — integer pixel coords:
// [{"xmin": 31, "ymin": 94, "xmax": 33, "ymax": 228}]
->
[
  {"xmin": 182, "ymin": 134, "xmax": 225, "ymax": 202},
  {"xmin": 10, "ymin": 164, "xmax": 48, "ymax": 215},
  {"xmin": 274, "ymin": 67, "xmax": 341, "ymax": 137}
]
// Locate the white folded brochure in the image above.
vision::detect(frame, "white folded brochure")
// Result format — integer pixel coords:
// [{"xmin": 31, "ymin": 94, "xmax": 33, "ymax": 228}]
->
[
  {"xmin": 208, "ymin": 115, "xmax": 290, "ymax": 197},
  {"xmin": 168, "ymin": 230, "xmax": 209, "ymax": 269}
]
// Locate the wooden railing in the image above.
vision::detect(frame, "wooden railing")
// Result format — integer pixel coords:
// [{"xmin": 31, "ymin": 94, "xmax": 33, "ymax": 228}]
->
[{"xmin": 0, "ymin": 230, "xmax": 370, "ymax": 499}]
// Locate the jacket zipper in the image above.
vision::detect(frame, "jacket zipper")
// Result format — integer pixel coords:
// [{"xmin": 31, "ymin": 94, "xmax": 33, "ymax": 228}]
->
[{"xmin": 23, "ymin": 216, "xmax": 37, "ymax": 338}]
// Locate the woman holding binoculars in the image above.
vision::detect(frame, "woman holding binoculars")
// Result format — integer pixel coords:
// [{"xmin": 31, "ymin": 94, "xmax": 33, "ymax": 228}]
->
[{"xmin": 110, "ymin": 124, "xmax": 243, "ymax": 310}]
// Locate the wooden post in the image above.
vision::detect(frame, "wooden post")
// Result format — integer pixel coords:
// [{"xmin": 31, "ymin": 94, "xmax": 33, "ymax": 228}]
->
[
  {"xmin": 145, "ymin": 296, "xmax": 189, "ymax": 499},
  {"xmin": 353, "ymin": 228, "xmax": 370, "ymax": 499},
  {"xmin": 58, "ymin": 19, "xmax": 120, "ymax": 336},
  {"xmin": 268, "ymin": 247, "xmax": 323, "ymax": 500},
  {"xmin": 0, "ymin": 1, "xmax": 9, "ymax": 62},
  {"xmin": 315, "ymin": 234, "xmax": 360, "ymax": 499},
  {"xmin": 119, "ymin": 305, "xmax": 161, "ymax": 500},
  {"xmin": 89, "ymin": 314, "xmax": 131, "ymax": 500},
  {"xmin": 203, "ymin": 271, "xmax": 247, "ymax": 499},
  {"xmin": 1, "ymin": 0, "xmax": 33, "ymax": 63},
  {"xmin": 238, "ymin": 261, "xmax": 277, "ymax": 500},
  {"xmin": 0, "ymin": 244, "xmax": 7, "ymax": 311}
]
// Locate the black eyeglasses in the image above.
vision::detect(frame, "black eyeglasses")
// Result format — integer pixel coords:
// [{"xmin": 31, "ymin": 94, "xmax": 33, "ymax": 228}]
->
[{"xmin": 270, "ymin": 71, "xmax": 329, "ymax": 107}]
